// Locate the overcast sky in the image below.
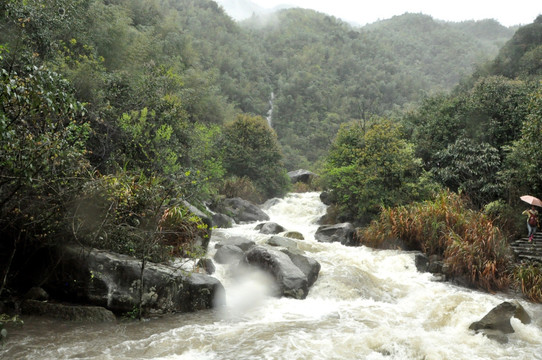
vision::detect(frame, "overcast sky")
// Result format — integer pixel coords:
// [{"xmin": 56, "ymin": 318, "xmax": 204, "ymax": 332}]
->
[{"xmin": 249, "ymin": 0, "xmax": 541, "ymax": 27}]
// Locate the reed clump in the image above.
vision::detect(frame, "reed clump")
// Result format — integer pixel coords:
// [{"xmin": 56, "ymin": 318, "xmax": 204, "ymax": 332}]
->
[
  {"xmin": 513, "ymin": 262, "xmax": 542, "ymax": 302},
  {"xmin": 357, "ymin": 190, "xmax": 513, "ymax": 293}
]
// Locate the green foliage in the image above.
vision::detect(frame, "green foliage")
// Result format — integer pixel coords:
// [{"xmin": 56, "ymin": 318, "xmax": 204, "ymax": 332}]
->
[
  {"xmin": 220, "ymin": 114, "xmax": 290, "ymax": 200},
  {"xmin": 483, "ymin": 200, "xmax": 523, "ymax": 239},
  {"xmin": 244, "ymin": 11, "xmax": 513, "ymax": 169},
  {"xmin": 0, "ymin": 63, "xmax": 89, "ymax": 243},
  {"xmin": 359, "ymin": 191, "xmax": 513, "ymax": 292},
  {"xmin": 323, "ymin": 119, "xmax": 435, "ymax": 223},
  {"xmin": 490, "ymin": 15, "xmax": 542, "ymax": 79},
  {"xmin": 432, "ymin": 138, "xmax": 502, "ymax": 207},
  {"xmin": 72, "ymin": 172, "xmax": 208, "ymax": 262},
  {"xmin": 502, "ymin": 84, "xmax": 542, "ymax": 198},
  {"xmin": 403, "ymin": 76, "xmax": 534, "ymax": 206}
]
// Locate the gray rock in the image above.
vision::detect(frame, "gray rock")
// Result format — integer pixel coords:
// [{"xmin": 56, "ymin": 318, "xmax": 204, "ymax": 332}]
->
[
  {"xmin": 281, "ymin": 249, "xmax": 321, "ymax": 287},
  {"xmin": 267, "ymin": 235, "xmax": 298, "ymax": 250},
  {"xmin": 24, "ymin": 287, "xmax": 49, "ymax": 301},
  {"xmin": 255, "ymin": 222, "xmax": 286, "ymax": 235},
  {"xmin": 214, "ymin": 244, "xmax": 245, "ymax": 264},
  {"xmin": 21, "ymin": 300, "xmax": 116, "ymax": 322},
  {"xmin": 511, "ymin": 300, "xmax": 531, "ymax": 324},
  {"xmin": 315, "ymin": 223, "xmax": 355, "ymax": 246},
  {"xmin": 212, "ymin": 213, "xmax": 234, "ymax": 228},
  {"xmin": 197, "ymin": 258, "xmax": 216, "ymax": 275},
  {"xmin": 44, "ymin": 245, "xmax": 225, "ymax": 315},
  {"xmin": 222, "ymin": 198, "xmax": 270, "ymax": 223},
  {"xmin": 283, "ymin": 231, "xmax": 304, "ymax": 240},
  {"xmin": 468, "ymin": 301, "xmax": 531, "ymax": 342},
  {"xmin": 414, "ymin": 253, "xmax": 429, "ymax": 272},
  {"xmin": 319, "ymin": 191, "xmax": 333, "ymax": 205},
  {"xmin": 215, "ymin": 236, "xmax": 255, "ymax": 251},
  {"xmin": 287, "ymin": 169, "xmax": 317, "ymax": 184},
  {"xmin": 242, "ymin": 246, "xmax": 309, "ymax": 299}
]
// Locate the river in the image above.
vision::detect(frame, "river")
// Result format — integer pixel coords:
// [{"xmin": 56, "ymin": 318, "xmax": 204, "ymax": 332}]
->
[{"xmin": 2, "ymin": 192, "xmax": 542, "ymax": 359}]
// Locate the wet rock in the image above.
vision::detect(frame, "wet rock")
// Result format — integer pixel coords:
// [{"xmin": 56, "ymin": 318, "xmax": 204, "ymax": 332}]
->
[
  {"xmin": 196, "ymin": 258, "xmax": 216, "ymax": 275},
  {"xmin": 283, "ymin": 231, "xmax": 304, "ymax": 240},
  {"xmin": 319, "ymin": 191, "xmax": 334, "ymax": 206},
  {"xmin": 212, "ymin": 213, "xmax": 234, "ymax": 228},
  {"xmin": 281, "ymin": 249, "xmax": 321, "ymax": 287},
  {"xmin": 43, "ymin": 245, "xmax": 225, "ymax": 315},
  {"xmin": 414, "ymin": 253, "xmax": 429, "ymax": 272},
  {"xmin": 315, "ymin": 223, "xmax": 355, "ymax": 246},
  {"xmin": 221, "ymin": 198, "xmax": 270, "ymax": 223},
  {"xmin": 21, "ymin": 300, "xmax": 116, "ymax": 322},
  {"xmin": 242, "ymin": 246, "xmax": 309, "ymax": 299},
  {"xmin": 287, "ymin": 169, "xmax": 317, "ymax": 184},
  {"xmin": 214, "ymin": 244, "xmax": 244, "ymax": 264},
  {"xmin": 267, "ymin": 235, "xmax": 298, "ymax": 250},
  {"xmin": 427, "ymin": 255, "xmax": 444, "ymax": 273},
  {"xmin": 215, "ymin": 236, "xmax": 255, "ymax": 251},
  {"xmin": 511, "ymin": 300, "xmax": 531, "ymax": 324},
  {"xmin": 469, "ymin": 301, "xmax": 531, "ymax": 342},
  {"xmin": 24, "ymin": 287, "xmax": 49, "ymax": 301},
  {"xmin": 255, "ymin": 222, "xmax": 286, "ymax": 235}
]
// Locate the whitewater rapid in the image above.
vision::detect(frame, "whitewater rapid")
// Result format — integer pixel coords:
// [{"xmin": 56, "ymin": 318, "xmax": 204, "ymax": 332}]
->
[{"xmin": 2, "ymin": 192, "xmax": 542, "ymax": 360}]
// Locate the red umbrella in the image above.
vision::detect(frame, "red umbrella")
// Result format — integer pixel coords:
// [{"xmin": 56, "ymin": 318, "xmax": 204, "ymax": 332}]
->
[{"xmin": 520, "ymin": 195, "xmax": 542, "ymax": 207}]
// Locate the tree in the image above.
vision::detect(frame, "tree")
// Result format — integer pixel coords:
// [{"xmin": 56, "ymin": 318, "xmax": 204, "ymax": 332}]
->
[
  {"xmin": 432, "ymin": 138, "xmax": 502, "ymax": 207},
  {"xmin": 323, "ymin": 119, "xmax": 434, "ymax": 223},
  {"xmin": 503, "ymin": 84, "xmax": 542, "ymax": 200},
  {"xmin": 219, "ymin": 114, "xmax": 290, "ymax": 200},
  {"xmin": 0, "ymin": 62, "xmax": 89, "ymax": 296}
]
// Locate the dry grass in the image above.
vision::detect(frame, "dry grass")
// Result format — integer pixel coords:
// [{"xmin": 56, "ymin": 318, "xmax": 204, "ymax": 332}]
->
[{"xmin": 358, "ymin": 190, "xmax": 514, "ymax": 292}]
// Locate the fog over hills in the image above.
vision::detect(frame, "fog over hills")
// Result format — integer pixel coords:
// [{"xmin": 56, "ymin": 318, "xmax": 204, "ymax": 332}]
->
[{"xmin": 214, "ymin": 0, "xmax": 294, "ymax": 21}]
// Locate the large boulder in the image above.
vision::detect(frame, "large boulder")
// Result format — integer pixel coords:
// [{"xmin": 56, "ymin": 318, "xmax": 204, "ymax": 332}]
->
[
  {"xmin": 221, "ymin": 198, "xmax": 270, "ymax": 223},
  {"xmin": 242, "ymin": 246, "xmax": 309, "ymax": 299},
  {"xmin": 281, "ymin": 249, "xmax": 321, "ymax": 287},
  {"xmin": 255, "ymin": 222, "xmax": 286, "ymax": 235},
  {"xmin": 315, "ymin": 223, "xmax": 356, "ymax": 246},
  {"xmin": 21, "ymin": 300, "xmax": 116, "ymax": 322},
  {"xmin": 215, "ymin": 236, "xmax": 255, "ymax": 251},
  {"xmin": 469, "ymin": 301, "xmax": 531, "ymax": 343},
  {"xmin": 213, "ymin": 244, "xmax": 245, "ymax": 264},
  {"xmin": 267, "ymin": 235, "xmax": 298, "ymax": 250},
  {"xmin": 212, "ymin": 213, "xmax": 234, "ymax": 228},
  {"xmin": 287, "ymin": 169, "xmax": 317, "ymax": 184},
  {"xmin": 44, "ymin": 245, "xmax": 225, "ymax": 315}
]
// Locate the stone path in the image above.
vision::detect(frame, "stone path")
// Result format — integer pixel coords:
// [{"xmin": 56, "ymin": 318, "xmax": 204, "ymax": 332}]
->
[{"xmin": 510, "ymin": 232, "xmax": 542, "ymax": 263}]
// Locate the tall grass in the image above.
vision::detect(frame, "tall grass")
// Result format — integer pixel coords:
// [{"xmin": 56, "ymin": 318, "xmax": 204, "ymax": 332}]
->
[
  {"xmin": 514, "ymin": 263, "xmax": 542, "ymax": 302},
  {"xmin": 358, "ymin": 190, "xmax": 513, "ymax": 292}
]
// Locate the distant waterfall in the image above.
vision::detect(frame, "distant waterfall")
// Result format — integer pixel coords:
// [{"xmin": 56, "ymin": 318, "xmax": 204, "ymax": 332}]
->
[{"xmin": 266, "ymin": 91, "xmax": 274, "ymax": 128}]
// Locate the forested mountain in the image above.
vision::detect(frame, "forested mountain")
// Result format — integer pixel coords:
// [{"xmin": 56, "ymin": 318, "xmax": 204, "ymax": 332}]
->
[{"xmin": 242, "ymin": 11, "xmax": 514, "ymax": 169}]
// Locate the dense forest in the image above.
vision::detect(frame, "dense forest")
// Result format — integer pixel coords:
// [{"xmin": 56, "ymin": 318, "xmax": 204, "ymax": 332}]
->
[{"xmin": 1, "ymin": 0, "xmax": 542, "ymax": 303}]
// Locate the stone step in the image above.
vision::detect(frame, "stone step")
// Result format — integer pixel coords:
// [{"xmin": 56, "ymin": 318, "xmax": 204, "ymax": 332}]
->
[{"xmin": 511, "ymin": 234, "xmax": 542, "ymax": 264}]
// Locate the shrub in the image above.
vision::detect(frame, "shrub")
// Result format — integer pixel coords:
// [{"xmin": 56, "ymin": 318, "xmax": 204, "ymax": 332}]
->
[
  {"xmin": 358, "ymin": 190, "xmax": 513, "ymax": 292},
  {"xmin": 219, "ymin": 176, "xmax": 263, "ymax": 204},
  {"xmin": 513, "ymin": 262, "xmax": 542, "ymax": 302},
  {"xmin": 72, "ymin": 172, "xmax": 207, "ymax": 262}
]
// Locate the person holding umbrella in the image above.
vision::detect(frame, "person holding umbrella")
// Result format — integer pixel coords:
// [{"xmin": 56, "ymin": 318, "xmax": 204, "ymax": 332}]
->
[{"xmin": 521, "ymin": 195, "xmax": 542, "ymax": 242}]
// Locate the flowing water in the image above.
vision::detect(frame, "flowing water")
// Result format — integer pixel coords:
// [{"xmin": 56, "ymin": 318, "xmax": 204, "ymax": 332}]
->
[{"xmin": 2, "ymin": 192, "xmax": 542, "ymax": 360}]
